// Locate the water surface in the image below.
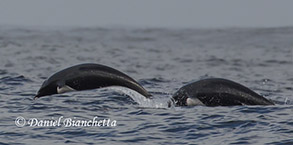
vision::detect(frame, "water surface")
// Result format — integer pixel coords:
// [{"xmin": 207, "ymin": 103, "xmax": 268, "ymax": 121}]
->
[{"xmin": 0, "ymin": 27, "xmax": 292, "ymax": 144}]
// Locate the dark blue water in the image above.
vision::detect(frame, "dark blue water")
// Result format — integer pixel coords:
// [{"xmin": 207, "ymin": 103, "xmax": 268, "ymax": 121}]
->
[{"xmin": 0, "ymin": 26, "xmax": 292, "ymax": 145}]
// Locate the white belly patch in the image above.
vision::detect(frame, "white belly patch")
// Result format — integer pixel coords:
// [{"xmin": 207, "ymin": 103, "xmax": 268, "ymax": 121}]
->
[
  {"xmin": 186, "ymin": 97, "xmax": 204, "ymax": 106},
  {"xmin": 57, "ymin": 85, "xmax": 75, "ymax": 94}
]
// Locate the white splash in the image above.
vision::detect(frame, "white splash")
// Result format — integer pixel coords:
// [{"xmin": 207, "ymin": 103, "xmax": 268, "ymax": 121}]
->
[
  {"xmin": 106, "ymin": 86, "xmax": 170, "ymax": 108},
  {"xmin": 284, "ymin": 97, "xmax": 291, "ymax": 105}
]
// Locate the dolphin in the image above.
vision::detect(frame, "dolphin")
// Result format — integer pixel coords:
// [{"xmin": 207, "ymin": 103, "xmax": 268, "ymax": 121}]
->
[
  {"xmin": 35, "ymin": 63, "xmax": 151, "ymax": 99},
  {"xmin": 35, "ymin": 63, "xmax": 274, "ymax": 107},
  {"xmin": 171, "ymin": 78, "xmax": 274, "ymax": 106}
]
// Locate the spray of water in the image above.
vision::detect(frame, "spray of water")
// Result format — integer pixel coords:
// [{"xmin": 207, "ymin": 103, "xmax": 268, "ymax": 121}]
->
[
  {"xmin": 284, "ymin": 97, "xmax": 291, "ymax": 105},
  {"xmin": 106, "ymin": 86, "xmax": 171, "ymax": 108}
]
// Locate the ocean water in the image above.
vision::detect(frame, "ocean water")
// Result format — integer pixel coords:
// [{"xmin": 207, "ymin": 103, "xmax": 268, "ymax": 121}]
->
[{"xmin": 0, "ymin": 26, "xmax": 292, "ymax": 145}]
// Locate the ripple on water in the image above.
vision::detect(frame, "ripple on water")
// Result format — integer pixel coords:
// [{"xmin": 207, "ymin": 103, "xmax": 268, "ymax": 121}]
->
[{"xmin": 0, "ymin": 27, "xmax": 292, "ymax": 145}]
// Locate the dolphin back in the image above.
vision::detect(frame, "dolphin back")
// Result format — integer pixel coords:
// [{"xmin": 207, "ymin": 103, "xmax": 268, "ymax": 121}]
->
[
  {"xmin": 172, "ymin": 78, "xmax": 274, "ymax": 106},
  {"xmin": 35, "ymin": 63, "xmax": 151, "ymax": 98}
]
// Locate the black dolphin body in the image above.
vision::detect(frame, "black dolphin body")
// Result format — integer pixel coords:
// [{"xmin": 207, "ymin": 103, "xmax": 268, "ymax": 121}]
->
[
  {"xmin": 35, "ymin": 63, "xmax": 151, "ymax": 98},
  {"xmin": 35, "ymin": 63, "xmax": 274, "ymax": 107},
  {"xmin": 171, "ymin": 78, "xmax": 274, "ymax": 106}
]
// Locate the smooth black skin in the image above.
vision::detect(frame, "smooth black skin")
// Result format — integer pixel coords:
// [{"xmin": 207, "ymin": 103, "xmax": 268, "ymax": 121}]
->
[
  {"xmin": 35, "ymin": 64, "xmax": 274, "ymax": 107},
  {"xmin": 35, "ymin": 63, "xmax": 151, "ymax": 98},
  {"xmin": 171, "ymin": 78, "xmax": 274, "ymax": 106}
]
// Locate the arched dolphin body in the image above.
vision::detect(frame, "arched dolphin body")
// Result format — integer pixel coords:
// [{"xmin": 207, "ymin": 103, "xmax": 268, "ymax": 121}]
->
[
  {"xmin": 35, "ymin": 63, "xmax": 151, "ymax": 99},
  {"xmin": 35, "ymin": 63, "xmax": 274, "ymax": 106},
  {"xmin": 171, "ymin": 78, "xmax": 274, "ymax": 106}
]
